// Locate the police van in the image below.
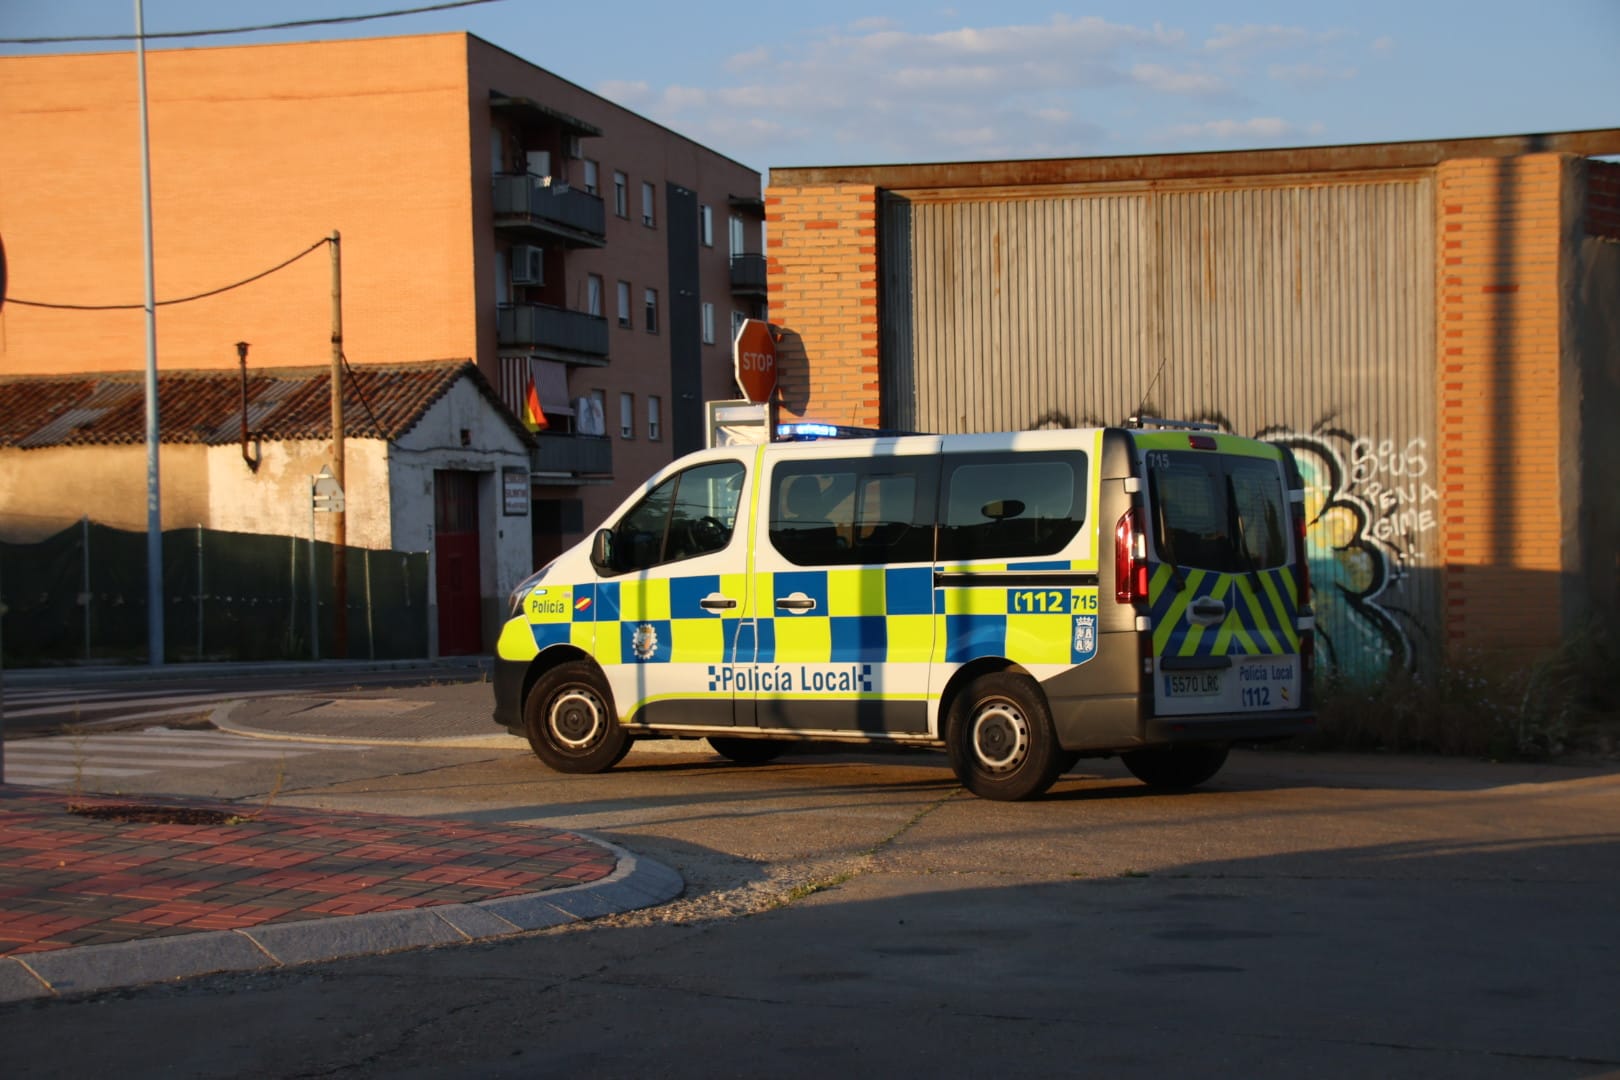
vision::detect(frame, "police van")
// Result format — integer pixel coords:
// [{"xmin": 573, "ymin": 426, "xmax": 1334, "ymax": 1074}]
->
[{"xmin": 493, "ymin": 420, "xmax": 1314, "ymax": 801}]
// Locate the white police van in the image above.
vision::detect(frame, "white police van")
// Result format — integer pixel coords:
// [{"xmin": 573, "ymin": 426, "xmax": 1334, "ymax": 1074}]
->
[{"xmin": 493, "ymin": 420, "xmax": 1314, "ymax": 801}]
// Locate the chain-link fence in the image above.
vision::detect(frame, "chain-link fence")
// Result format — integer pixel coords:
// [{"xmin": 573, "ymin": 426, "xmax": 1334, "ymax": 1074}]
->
[{"xmin": 0, "ymin": 520, "xmax": 429, "ymax": 666}]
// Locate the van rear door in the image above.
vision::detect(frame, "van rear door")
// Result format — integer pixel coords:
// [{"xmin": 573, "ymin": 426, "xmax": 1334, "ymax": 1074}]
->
[{"xmin": 1139, "ymin": 437, "xmax": 1305, "ymax": 716}]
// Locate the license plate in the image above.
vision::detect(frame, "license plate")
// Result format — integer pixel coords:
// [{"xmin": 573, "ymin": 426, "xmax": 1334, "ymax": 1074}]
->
[{"xmin": 1164, "ymin": 672, "xmax": 1221, "ymax": 697}]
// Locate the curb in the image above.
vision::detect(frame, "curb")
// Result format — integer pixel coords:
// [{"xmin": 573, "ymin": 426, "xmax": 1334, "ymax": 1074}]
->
[
  {"xmin": 0, "ymin": 839, "xmax": 681, "ymax": 1003},
  {"xmin": 209, "ymin": 699, "xmax": 525, "ymax": 749}
]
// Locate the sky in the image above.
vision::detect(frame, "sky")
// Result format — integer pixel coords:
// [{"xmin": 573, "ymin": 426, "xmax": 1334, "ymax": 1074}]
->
[{"xmin": 2, "ymin": 0, "xmax": 1617, "ymax": 177}]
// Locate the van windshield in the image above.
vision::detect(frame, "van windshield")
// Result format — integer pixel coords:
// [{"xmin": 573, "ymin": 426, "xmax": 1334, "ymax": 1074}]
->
[{"xmin": 1145, "ymin": 451, "xmax": 1289, "ymax": 572}]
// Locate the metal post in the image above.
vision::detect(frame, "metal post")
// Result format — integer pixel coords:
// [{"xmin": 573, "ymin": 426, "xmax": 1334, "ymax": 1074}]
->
[
  {"xmin": 135, "ymin": 0, "xmax": 163, "ymax": 667},
  {"xmin": 364, "ymin": 548, "xmax": 375, "ymax": 660},
  {"xmin": 195, "ymin": 524, "xmax": 204, "ymax": 661},
  {"xmin": 82, "ymin": 516, "xmax": 91, "ymax": 661},
  {"xmin": 330, "ymin": 231, "xmax": 347, "ymax": 658},
  {"xmin": 308, "ymin": 483, "xmax": 319, "ymax": 661}
]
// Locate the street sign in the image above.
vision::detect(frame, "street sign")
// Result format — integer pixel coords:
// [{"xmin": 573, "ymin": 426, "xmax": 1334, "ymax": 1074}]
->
[
  {"xmin": 312, "ymin": 465, "xmax": 345, "ymax": 513},
  {"xmin": 732, "ymin": 318, "xmax": 777, "ymax": 404}
]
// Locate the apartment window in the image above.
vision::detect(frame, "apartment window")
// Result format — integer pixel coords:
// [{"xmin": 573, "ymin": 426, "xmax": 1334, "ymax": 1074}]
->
[
  {"xmin": 620, "ymin": 393, "xmax": 635, "ymax": 439},
  {"xmin": 616, "ymin": 280, "xmax": 632, "ymax": 328},
  {"xmin": 566, "ymin": 135, "xmax": 583, "ymax": 159},
  {"xmin": 613, "ymin": 172, "xmax": 628, "ymax": 218},
  {"xmin": 586, "ymin": 274, "xmax": 603, "ymax": 317},
  {"xmin": 729, "ymin": 213, "xmax": 746, "ymax": 256},
  {"xmin": 583, "ymin": 159, "xmax": 599, "ymax": 196},
  {"xmin": 526, "ymin": 149, "xmax": 551, "ymax": 178},
  {"xmin": 645, "ymin": 288, "xmax": 659, "ymax": 334},
  {"xmin": 701, "ymin": 302, "xmax": 715, "ymax": 345},
  {"xmin": 648, "ymin": 395, "xmax": 662, "ymax": 441},
  {"xmin": 731, "ymin": 309, "xmax": 747, "ymax": 342},
  {"xmin": 641, "ymin": 182, "xmax": 656, "ymax": 227},
  {"xmin": 700, "ymin": 204, "xmax": 714, "ymax": 247}
]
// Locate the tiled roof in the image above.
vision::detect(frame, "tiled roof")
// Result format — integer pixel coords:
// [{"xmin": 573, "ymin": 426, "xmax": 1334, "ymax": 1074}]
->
[{"xmin": 0, "ymin": 360, "xmax": 533, "ymax": 450}]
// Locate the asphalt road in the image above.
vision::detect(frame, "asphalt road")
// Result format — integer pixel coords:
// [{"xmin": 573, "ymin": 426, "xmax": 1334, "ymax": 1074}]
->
[{"xmin": 2, "ymin": 679, "xmax": 1617, "ymax": 1078}]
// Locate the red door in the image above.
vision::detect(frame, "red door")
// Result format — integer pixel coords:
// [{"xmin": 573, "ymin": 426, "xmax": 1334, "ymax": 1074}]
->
[{"xmin": 434, "ymin": 470, "xmax": 483, "ymax": 656}]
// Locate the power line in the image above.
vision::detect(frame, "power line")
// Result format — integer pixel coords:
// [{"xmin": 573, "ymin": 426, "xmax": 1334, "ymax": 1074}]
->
[
  {"xmin": 0, "ymin": 0, "xmax": 501, "ymax": 46},
  {"xmin": 7, "ymin": 237, "xmax": 332, "ymax": 311}
]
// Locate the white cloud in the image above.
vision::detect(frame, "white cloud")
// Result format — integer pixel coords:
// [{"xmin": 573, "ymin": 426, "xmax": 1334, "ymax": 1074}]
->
[
  {"xmin": 1158, "ymin": 116, "xmax": 1314, "ymax": 143},
  {"xmin": 1371, "ymin": 36, "xmax": 1396, "ymax": 56},
  {"xmin": 1267, "ymin": 62, "xmax": 1357, "ymax": 86},
  {"xmin": 597, "ymin": 14, "xmax": 1354, "ymax": 167},
  {"xmin": 1131, "ymin": 63, "xmax": 1228, "ymax": 95}
]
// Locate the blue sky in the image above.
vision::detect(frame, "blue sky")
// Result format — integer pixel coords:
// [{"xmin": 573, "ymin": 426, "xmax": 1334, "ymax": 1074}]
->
[{"xmin": 3, "ymin": 0, "xmax": 1616, "ymax": 176}]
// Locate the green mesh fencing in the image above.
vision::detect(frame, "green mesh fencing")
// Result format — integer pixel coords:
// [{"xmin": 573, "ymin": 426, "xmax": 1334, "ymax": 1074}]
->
[{"xmin": 0, "ymin": 521, "xmax": 429, "ymax": 666}]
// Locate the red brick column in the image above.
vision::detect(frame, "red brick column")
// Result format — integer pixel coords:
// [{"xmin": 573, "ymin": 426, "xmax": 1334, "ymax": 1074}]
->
[
  {"xmin": 1436, "ymin": 154, "xmax": 1573, "ymax": 654},
  {"xmin": 764, "ymin": 183, "xmax": 880, "ymax": 428}
]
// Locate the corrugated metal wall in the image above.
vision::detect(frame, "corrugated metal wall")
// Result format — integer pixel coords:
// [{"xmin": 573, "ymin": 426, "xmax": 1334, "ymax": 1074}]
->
[{"xmin": 882, "ymin": 175, "xmax": 1439, "ymax": 677}]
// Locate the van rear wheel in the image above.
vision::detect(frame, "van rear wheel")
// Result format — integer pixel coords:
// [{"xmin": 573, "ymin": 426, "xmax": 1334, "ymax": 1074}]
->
[
  {"xmin": 524, "ymin": 661, "xmax": 629, "ymax": 774},
  {"xmin": 708, "ymin": 737, "xmax": 785, "ymax": 765},
  {"xmin": 1121, "ymin": 744, "xmax": 1229, "ymax": 789},
  {"xmin": 946, "ymin": 672, "xmax": 1064, "ymax": 801}
]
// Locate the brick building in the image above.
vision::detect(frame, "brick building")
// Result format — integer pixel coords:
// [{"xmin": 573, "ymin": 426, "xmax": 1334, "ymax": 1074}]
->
[
  {"xmin": 764, "ymin": 132, "xmax": 1620, "ymax": 679},
  {"xmin": 0, "ymin": 33, "xmax": 767, "ymax": 655}
]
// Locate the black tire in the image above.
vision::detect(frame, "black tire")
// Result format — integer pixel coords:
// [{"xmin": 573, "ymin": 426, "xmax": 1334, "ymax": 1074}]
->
[
  {"xmin": 707, "ymin": 736, "xmax": 785, "ymax": 765},
  {"xmin": 945, "ymin": 671, "xmax": 1064, "ymax": 801},
  {"xmin": 1121, "ymin": 744, "xmax": 1229, "ymax": 790},
  {"xmin": 523, "ymin": 661, "xmax": 629, "ymax": 774}
]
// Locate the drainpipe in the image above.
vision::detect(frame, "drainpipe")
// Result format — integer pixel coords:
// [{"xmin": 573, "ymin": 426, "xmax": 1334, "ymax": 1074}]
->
[{"xmin": 236, "ymin": 341, "xmax": 259, "ymax": 472}]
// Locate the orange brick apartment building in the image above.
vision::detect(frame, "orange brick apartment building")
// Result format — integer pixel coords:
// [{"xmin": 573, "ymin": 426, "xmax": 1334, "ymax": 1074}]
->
[
  {"xmin": 763, "ymin": 133, "xmax": 1620, "ymax": 677},
  {"xmin": 0, "ymin": 33, "xmax": 766, "ymax": 654}
]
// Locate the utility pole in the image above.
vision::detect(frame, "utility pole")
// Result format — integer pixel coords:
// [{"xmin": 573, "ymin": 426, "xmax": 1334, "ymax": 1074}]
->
[
  {"xmin": 330, "ymin": 230, "xmax": 348, "ymax": 657},
  {"xmin": 136, "ymin": 0, "xmax": 163, "ymax": 667}
]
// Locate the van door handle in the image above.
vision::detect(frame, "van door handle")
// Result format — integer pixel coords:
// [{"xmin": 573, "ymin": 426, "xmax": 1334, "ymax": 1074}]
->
[
  {"xmin": 1188, "ymin": 596, "xmax": 1227, "ymax": 626},
  {"xmin": 699, "ymin": 593, "xmax": 737, "ymax": 612},
  {"xmin": 775, "ymin": 592, "xmax": 817, "ymax": 613}
]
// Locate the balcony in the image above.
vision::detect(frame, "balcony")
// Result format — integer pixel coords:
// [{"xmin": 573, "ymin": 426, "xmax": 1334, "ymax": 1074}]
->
[
  {"xmin": 730, "ymin": 253, "xmax": 767, "ymax": 297},
  {"xmin": 493, "ymin": 174, "xmax": 606, "ymax": 247},
  {"xmin": 498, "ymin": 304, "xmax": 609, "ymax": 362},
  {"xmin": 532, "ymin": 433, "xmax": 612, "ymax": 480}
]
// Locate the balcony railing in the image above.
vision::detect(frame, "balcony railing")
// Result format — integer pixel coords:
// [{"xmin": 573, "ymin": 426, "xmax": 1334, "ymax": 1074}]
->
[
  {"xmin": 498, "ymin": 304, "xmax": 609, "ymax": 358},
  {"xmin": 730, "ymin": 253, "xmax": 767, "ymax": 295},
  {"xmin": 532, "ymin": 433, "xmax": 612, "ymax": 477},
  {"xmin": 493, "ymin": 174, "xmax": 606, "ymax": 247}
]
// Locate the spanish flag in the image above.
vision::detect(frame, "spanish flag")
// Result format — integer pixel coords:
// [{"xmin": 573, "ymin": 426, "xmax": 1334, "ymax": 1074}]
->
[{"xmin": 522, "ymin": 374, "xmax": 548, "ymax": 432}]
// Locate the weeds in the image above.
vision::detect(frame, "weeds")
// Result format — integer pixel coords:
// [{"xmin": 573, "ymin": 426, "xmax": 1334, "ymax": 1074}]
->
[{"xmin": 1311, "ymin": 621, "xmax": 1620, "ymax": 760}]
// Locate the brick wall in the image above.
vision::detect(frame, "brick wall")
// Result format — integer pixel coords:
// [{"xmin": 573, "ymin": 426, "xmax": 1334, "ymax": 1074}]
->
[
  {"xmin": 1436, "ymin": 154, "xmax": 1573, "ymax": 653},
  {"xmin": 764, "ymin": 184, "xmax": 880, "ymax": 428},
  {"xmin": 1587, "ymin": 159, "xmax": 1620, "ymax": 239}
]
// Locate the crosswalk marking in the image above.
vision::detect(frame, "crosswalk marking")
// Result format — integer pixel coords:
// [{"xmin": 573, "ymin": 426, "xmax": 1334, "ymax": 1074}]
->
[
  {"xmin": 2, "ymin": 730, "xmax": 371, "ymax": 788},
  {"xmin": 1, "ymin": 686, "xmax": 309, "ymax": 721}
]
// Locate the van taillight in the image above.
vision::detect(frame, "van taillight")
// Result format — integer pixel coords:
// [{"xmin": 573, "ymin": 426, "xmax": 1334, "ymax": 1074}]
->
[{"xmin": 1115, "ymin": 508, "xmax": 1148, "ymax": 604}]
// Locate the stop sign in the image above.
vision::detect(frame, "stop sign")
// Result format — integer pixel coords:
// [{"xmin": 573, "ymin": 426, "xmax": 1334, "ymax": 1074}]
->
[{"xmin": 733, "ymin": 318, "xmax": 777, "ymax": 403}]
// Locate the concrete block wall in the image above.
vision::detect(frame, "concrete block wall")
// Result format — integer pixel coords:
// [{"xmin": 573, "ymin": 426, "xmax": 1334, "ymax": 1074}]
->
[{"xmin": 763, "ymin": 184, "xmax": 880, "ymax": 428}]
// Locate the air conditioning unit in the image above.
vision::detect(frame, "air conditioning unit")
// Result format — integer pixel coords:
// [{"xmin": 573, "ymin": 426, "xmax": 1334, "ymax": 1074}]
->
[{"xmin": 511, "ymin": 245, "xmax": 544, "ymax": 286}]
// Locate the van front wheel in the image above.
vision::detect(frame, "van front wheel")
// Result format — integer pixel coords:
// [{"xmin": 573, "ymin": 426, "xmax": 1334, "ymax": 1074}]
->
[
  {"xmin": 946, "ymin": 672, "xmax": 1064, "ymax": 801},
  {"xmin": 1121, "ymin": 744, "xmax": 1229, "ymax": 789},
  {"xmin": 524, "ymin": 661, "xmax": 629, "ymax": 774}
]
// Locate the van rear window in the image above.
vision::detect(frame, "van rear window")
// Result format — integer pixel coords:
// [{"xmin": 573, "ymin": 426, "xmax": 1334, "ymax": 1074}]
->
[{"xmin": 1146, "ymin": 452, "xmax": 1288, "ymax": 572}]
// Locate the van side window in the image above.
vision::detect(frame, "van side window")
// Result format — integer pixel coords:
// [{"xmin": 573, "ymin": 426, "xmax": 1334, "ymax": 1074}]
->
[
  {"xmin": 610, "ymin": 460, "xmax": 745, "ymax": 573},
  {"xmin": 770, "ymin": 458, "xmax": 936, "ymax": 566},
  {"xmin": 938, "ymin": 452, "xmax": 1086, "ymax": 562}
]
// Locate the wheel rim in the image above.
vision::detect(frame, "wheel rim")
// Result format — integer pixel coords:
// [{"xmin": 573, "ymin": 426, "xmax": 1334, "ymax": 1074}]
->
[
  {"xmin": 548, "ymin": 686, "xmax": 607, "ymax": 752},
  {"xmin": 970, "ymin": 698, "xmax": 1030, "ymax": 773}
]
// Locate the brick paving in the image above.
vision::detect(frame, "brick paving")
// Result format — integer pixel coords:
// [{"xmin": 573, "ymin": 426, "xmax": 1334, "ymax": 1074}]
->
[{"xmin": 0, "ymin": 786, "xmax": 618, "ymax": 957}]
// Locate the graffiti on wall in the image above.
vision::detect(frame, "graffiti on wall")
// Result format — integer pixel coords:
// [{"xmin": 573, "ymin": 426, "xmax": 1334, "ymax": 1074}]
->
[{"xmin": 1257, "ymin": 427, "xmax": 1439, "ymax": 682}]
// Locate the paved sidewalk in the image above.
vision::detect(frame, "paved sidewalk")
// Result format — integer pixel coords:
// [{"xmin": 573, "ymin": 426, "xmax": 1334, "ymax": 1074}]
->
[{"xmin": 0, "ymin": 784, "xmax": 681, "ymax": 1004}]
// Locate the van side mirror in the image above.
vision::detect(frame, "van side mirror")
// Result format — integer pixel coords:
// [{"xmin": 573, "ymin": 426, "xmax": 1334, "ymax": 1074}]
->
[{"xmin": 590, "ymin": 528, "xmax": 615, "ymax": 571}]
